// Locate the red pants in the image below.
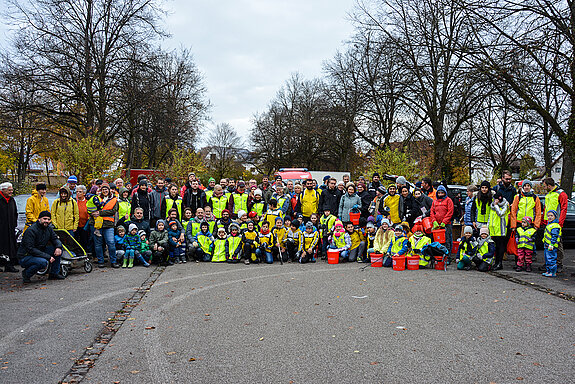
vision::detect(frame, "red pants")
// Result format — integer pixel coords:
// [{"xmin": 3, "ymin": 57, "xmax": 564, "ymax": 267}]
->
[{"xmin": 517, "ymin": 248, "xmax": 533, "ymax": 267}]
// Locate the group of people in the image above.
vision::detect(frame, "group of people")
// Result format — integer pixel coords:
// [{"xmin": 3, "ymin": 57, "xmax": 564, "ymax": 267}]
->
[{"xmin": 0, "ymin": 169, "xmax": 569, "ymax": 283}]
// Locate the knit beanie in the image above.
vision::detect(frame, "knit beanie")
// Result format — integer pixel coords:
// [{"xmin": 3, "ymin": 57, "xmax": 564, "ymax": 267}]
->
[
  {"xmin": 479, "ymin": 227, "xmax": 489, "ymax": 236},
  {"xmin": 463, "ymin": 226, "xmax": 473, "ymax": 235},
  {"xmin": 128, "ymin": 223, "xmax": 138, "ymax": 233}
]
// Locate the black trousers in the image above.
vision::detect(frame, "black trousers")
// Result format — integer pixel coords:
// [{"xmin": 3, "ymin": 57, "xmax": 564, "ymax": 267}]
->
[{"xmin": 492, "ymin": 236, "xmax": 507, "ymax": 265}]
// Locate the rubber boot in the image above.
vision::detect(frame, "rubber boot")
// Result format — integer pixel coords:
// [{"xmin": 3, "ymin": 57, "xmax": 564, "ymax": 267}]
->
[
  {"xmin": 122, "ymin": 258, "xmax": 128, "ymax": 268},
  {"xmin": 128, "ymin": 258, "xmax": 134, "ymax": 268}
]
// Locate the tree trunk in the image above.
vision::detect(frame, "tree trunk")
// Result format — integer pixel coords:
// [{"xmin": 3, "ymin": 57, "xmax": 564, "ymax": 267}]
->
[
  {"xmin": 561, "ymin": 146, "xmax": 574, "ymax": 195},
  {"xmin": 542, "ymin": 120, "xmax": 552, "ymax": 177}
]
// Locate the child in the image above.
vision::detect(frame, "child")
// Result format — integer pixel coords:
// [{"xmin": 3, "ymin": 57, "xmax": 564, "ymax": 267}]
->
[
  {"xmin": 364, "ymin": 221, "xmax": 377, "ymax": 257},
  {"xmin": 272, "ymin": 217, "xmax": 288, "ymax": 263},
  {"xmin": 138, "ymin": 230, "xmax": 152, "ymax": 266},
  {"xmin": 300, "ymin": 221, "xmax": 320, "ymax": 263},
  {"xmin": 114, "ymin": 226, "xmax": 127, "ymax": 263},
  {"xmin": 346, "ymin": 221, "xmax": 366, "ymax": 263},
  {"xmin": 542, "ymin": 210, "xmax": 562, "ymax": 277},
  {"xmin": 515, "ymin": 216, "xmax": 536, "ymax": 272},
  {"xmin": 118, "ymin": 187, "xmax": 132, "ymax": 226},
  {"xmin": 167, "ymin": 220, "xmax": 185, "ymax": 264},
  {"xmin": 237, "ymin": 210, "xmax": 249, "ymax": 232},
  {"xmin": 181, "ymin": 207, "xmax": 193, "ymax": 233},
  {"xmin": 212, "ymin": 227, "xmax": 228, "ymax": 262},
  {"xmin": 386, "ymin": 225, "xmax": 408, "ymax": 267},
  {"xmin": 373, "ymin": 218, "xmax": 394, "ymax": 255},
  {"xmin": 192, "ymin": 222, "xmax": 214, "ymax": 262},
  {"xmin": 263, "ymin": 199, "xmax": 283, "ymax": 228},
  {"xmin": 149, "ymin": 220, "xmax": 169, "ymax": 264},
  {"xmin": 124, "ymin": 224, "xmax": 142, "ymax": 268},
  {"xmin": 408, "ymin": 224, "xmax": 431, "ymax": 267},
  {"xmin": 241, "ymin": 221, "xmax": 259, "ymax": 264},
  {"xmin": 328, "ymin": 220, "xmax": 351, "ymax": 263},
  {"xmin": 256, "ymin": 221, "xmax": 277, "ymax": 264},
  {"xmin": 286, "ymin": 219, "xmax": 303, "ymax": 262},
  {"xmin": 226, "ymin": 223, "xmax": 243, "ymax": 263},
  {"xmin": 456, "ymin": 226, "xmax": 476, "ymax": 270},
  {"xmin": 472, "ymin": 227, "xmax": 495, "ymax": 272},
  {"xmin": 319, "ymin": 209, "xmax": 337, "ymax": 259},
  {"xmin": 249, "ymin": 189, "xmax": 267, "ymax": 218}
]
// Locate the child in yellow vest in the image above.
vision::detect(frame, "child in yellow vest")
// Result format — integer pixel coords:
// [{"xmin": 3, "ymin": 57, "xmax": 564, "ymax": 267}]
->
[
  {"xmin": 256, "ymin": 221, "xmax": 277, "ymax": 264},
  {"xmin": 242, "ymin": 221, "xmax": 259, "ymax": 264},
  {"xmin": 329, "ymin": 220, "xmax": 351, "ymax": 262},
  {"xmin": 300, "ymin": 221, "xmax": 319, "ymax": 263},
  {"xmin": 457, "ymin": 226, "xmax": 476, "ymax": 270},
  {"xmin": 409, "ymin": 224, "xmax": 432, "ymax": 267},
  {"xmin": 515, "ymin": 216, "xmax": 536, "ymax": 272},
  {"xmin": 226, "ymin": 223, "xmax": 243, "ymax": 263},
  {"xmin": 211, "ymin": 227, "xmax": 228, "ymax": 262},
  {"xmin": 346, "ymin": 221, "xmax": 366, "ymax": 263},
  {"xmin": 286, "ymin": 219, "xmax": 303, "ymax": 262},
  {"xmin": 272, "ymin": 217, "xmax": 288, "ymax": 263},
  {"xmin": 385, "ymin": 224, "xmax": 408, "ymax": 267}
]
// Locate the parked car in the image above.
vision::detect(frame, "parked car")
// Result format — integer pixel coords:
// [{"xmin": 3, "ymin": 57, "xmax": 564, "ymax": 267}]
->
[
  {"xmin": 274, "ymin": 168, "xmax": 313, "ymax": 186},
  {"xmin": 534, "ymin": 196, "xmax": 575, "ymax": 248}
]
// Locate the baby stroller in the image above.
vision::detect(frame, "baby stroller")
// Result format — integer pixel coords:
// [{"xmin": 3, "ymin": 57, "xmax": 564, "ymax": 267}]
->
[
  {"xmin": 423, "ymin": 242, "xmax": 449, "ymax": 271},
  {"xmin": 38, "ymin": 229, "xmax": 92, "ymax": 277}
]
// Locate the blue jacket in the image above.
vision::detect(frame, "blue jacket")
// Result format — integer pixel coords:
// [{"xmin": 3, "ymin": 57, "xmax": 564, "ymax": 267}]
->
[
  {"xmin": 464, "ymin": 196, "xmax": 474, "ymax": 226},
  {"xmin": 114, "ymin": 234, "xmax": 126, "ymax": 250},
  {"xmin": 167, "ymin": 228, "xmax": 182, "ymax": 247}
]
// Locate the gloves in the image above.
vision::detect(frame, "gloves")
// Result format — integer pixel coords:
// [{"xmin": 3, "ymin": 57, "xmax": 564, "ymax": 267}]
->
[
  {"xmin": 432, "ymin": 221, "xmax": 439, "ymax": 229},
  {"xmin": 352, "ymin": 204, "xmax": 359, "ymax": 210},
  {"xmin": 548, "ymin": 245, "xmax": 553, "ymax": 251},
  {"xmin": 192, "ymin": 242, "xmax": 198, "ymax": 248},
  {"xmin": 440, "ymin": 222, "xmax": 445, "ymax": 228}
]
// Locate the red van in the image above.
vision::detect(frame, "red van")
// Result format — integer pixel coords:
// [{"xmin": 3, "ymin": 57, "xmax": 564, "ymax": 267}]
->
[{"xmin": 274, "ymin": 168, "xmax": 313, "ymax": 185}]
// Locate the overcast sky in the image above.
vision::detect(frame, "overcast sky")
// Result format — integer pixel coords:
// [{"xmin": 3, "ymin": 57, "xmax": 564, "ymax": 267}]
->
[{"xmin": 161, "ymin": 0, "xmax": 357, "ymax": 144}]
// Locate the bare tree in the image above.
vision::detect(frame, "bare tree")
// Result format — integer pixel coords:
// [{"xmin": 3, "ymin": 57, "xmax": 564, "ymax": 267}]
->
[{"xmin": 206, "ymin": 123, "xmax": 244, "ymax": 180}]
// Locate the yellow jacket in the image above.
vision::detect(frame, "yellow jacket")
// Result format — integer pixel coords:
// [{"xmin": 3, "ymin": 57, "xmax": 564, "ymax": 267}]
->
[
  {"xmin": 300, "ymin": 189, "xmax": 320, "ymax": 217},
  {"xmin": 384, "ymin": 194, "xmax": 401, "ymax": 224},
  {"xmin": 349, "ymin": 229, "xmax": 365, "ymax": 250},
  {"xmin": 51, "ymin": 198, "xmax": 80, "ymax": 231},
  {"xmin": 25, "ymin": 190, "xmax": 50, "ymax": 225}
]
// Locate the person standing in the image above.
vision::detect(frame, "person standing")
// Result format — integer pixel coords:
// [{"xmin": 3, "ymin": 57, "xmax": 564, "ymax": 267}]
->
[
  {"xmin": 509, "ymin": 180, "xmax": 541, "ymax": 231},
  {"xmin": 0, "ymin": 182, "xmax": 19, "ymax": 272},
  {"xmin": 367, "ymin": 173, "xmax": 381, "ymax": 199},
  {"xmin": 488, "ymin": 191, "xmax": 510, "ymax": 270},
  {"xmin": 430, "ymin": 185, "xmax": 454, "ymax": 255},
  {"xmin": 295, "ymin": 179, "xmax": 321, "ymax": 223},
  {"xmin": 338, "ymin": 183, "xmax": 362, "ymax": 222},
  {"xmin": 492, "ymin": 170, "xmax": 517, "ymax": 204},
  {"xmin": 541, "ymin": 177, "xmax": 569, "ymax": 273},
  {"xmin": 24, "ymin": 183, "xmax": 50, "ymax": 232},
  {"xmin": 64, "ymin": 175, "xmax": 78, "ymax": 200},
  {"xmin": 51, "ymin": 186, "xmax": 79, "ymax": 235},
  {"xmin": 89, "ymin": 183, "xmax": 120, "ymax": 268},
  {"xmin": 131, "ymin": 180, "xmax": 154, "ymax": 223},
  {"xmin": 74, "ymin": 185, "xmax": 91, "ymax": 253},
  {"xmin": 150, "ymin": 178, "xmax": 168, "ymax": 227},
  {"xmin": 421, "ymin": 178, "xmax": 436, "ymax": 200},
  {"xmin": 318, "ymin": 178, "xmax": 341, "ymax": 217}
]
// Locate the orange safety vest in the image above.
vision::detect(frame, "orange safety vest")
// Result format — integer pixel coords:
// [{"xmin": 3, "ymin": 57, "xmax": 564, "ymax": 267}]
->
[{"xmin": 101, "ymin": 197, "xmax": 118, "ymax": 223}]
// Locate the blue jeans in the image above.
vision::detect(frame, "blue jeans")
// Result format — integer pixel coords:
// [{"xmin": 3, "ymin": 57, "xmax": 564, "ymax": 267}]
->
[
  {"xmin": 445, "ymin": 223, "xmax": 453, "ymax": 257},
  {"xmin": 544, "ymin": 248, "xmax": 557, "ymax": 274},
  {"xmin": 255, "ymin": 249, "xmax": 273, "ymax": 264},
  {"xmin": 20, "ymin": 254, "xmax": 61, "ymax": 277},
  {"xmin": 94, "ymin": 227, "xmax": 117, "ymax": 264}
]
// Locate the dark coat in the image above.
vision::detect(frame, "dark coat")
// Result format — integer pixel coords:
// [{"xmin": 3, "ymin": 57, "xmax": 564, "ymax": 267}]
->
[
  {"xmin": 183, "ymin": 188, "xmax": 207, "ymax": 214},
  {"xmin": 131, "ymin": 189, "xmax": 154, "ymax": 221},
  {"xmin": 318, "ymin": 187, "xmax": 341, "ymax": 215},
  {"xmin": 358, "ymin": 190, "xmax": 372, "ymax": 218},
  {"xmin": 0, "ymin": 193, "xmax": 18, "ymax": 260},
  {"xmin": 17, "ymin": 221, "xmax": 62, "ymax": 261}
]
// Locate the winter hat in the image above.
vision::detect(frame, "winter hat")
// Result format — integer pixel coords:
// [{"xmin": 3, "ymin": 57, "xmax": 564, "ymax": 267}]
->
[
  {"xmin": 412, "ymin": 224, "xmax": 423, "ymax": 233},
  {"xmin": 396, "ymin": 176, "xmax": 407, "ymax": 185},
  {"xmin": 284, "ymin": 215, "xmax": 292, "ymax": 222},
  {"xmin": 275, "ymin": 216, "xmax": 284, "ymax": 223},
  {"xmin": 156, "ymin": 219, "xmax": 166, "ymax": 229},
  {"xmin": 237, "ymin": 181, "xmax": 246, "ymax": 188},
  {"xmin": 254, "ymin": 189, "xmax": 263, "ymax": 197},
  {"xmin": 229, "ymin": 223, "xmax": 240, "ymax": 232},
  {"xmin": 366, "ymin": 222, "xmax": 375, "ymax": 229},
  {"xmin": 139, "ymin": 179, "xmax": 148, "ymax": 187},
  {"xmin": 377, "ymin": 185, "xmax": 386, "ymax": 195},
  {"xmin": 394, "ymin": 224, "xmax": 405, "ymax": 233},
  {"xmin": 100, "ymin": 182, "xmax": 110, "ymax": 190},
  {"xmin": 463, "ymin": 226, "xmax": 473, "ymax": 235},
  {"xmin": 138, "ymin": 230, "xmax": 146, "ymax": 238},
  {"xmin": 67, "ymin": 175, "xmax": 78, "ymax": 183},
  {"xmin": 128, "ymin": 223, "xmax": 138, "ymax": 233},
  {"xmin": 222, "ymin": 209, "xmax": 230, "ymax": 216},
  {"xmin": 323, "ymin": 175, "xmax": 331, "ymax": 182},
  {"xmin": 208, "ymin": 177, "xmax": 216, "ymax": 183},
  {"xmin": 522, "ymin": 179, "xmax": 533, "ymax": 188},
  {"xmin": 248, "ymin": 211, "xmax": 257, "ymax": 218},
  {"xmin": 305, "ymin": 221, "xmax": 314, "ymax": 230},
  {"xmin": 547, "ymin": 210, "xmax": 558, "ymax": 220},
  {"xmin": 168, "ymin": 220, "xmax": 177, "ymax": 228},
  {"xmin": 494, "ymin": 191, "xmax": 504, "ymax": 200},
  {"xmin": 188, "ymin": 172, "xmax": 196, "ymax": 177},
  {"xmin": 372, "ymin": 172, "xmax": 380, "ymax": 178},
  {"xmin": 237, "ymin": 210, "xmax": 247, "ymax": 219},
  {"xmin": 217, "ymin": 227, "xmax": 227, "ymax": 234},
  {"xmin": 381, "ymin": 218, "xmax": 391, "ymax": 227},
  {"xmin": 480, "ymin": 180, "xmax": 491, "ymax": 189},
  {"xmin": 367, "ymin": 216, "xmax": 375, "ymax": 223},
  {"xmin": 415, "ymin": 181, "xmax": 422, "ymax": 188},
  {"xmin": 521, "ymin": 216, "xmax": 533, "ymax": 225},
  {"xmin": 38, "ymin": 210, "xmax": 51, "ymax": 219},
  {"xmin": 479, "ymin": 227, "xmax": 489, "ymax": 236},
  {"xmin": 436, "ymin": 185, "xmax": 447, "ymax": 195},
  {"xmin": 334, "ymin": 220, "xmax": 344, "ymax": 229}
]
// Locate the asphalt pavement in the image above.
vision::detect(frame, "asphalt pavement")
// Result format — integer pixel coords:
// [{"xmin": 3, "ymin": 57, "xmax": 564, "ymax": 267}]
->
[{"xmin": 1, "ymin": 250, "xmax": 574, "ymax": 384}]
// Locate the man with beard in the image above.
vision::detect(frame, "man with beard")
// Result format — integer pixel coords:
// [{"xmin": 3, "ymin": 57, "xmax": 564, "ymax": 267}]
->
[
  {"xmin": 150, "ymin": 178, "xmax": 168, "ymax": 226},
  {"xmin": 367, "ymin": 173, "xmax": 382, "ymax": 199},
  {"xmin": 295, "ymin": 179, "xmax": 321, "ymax": 223}
]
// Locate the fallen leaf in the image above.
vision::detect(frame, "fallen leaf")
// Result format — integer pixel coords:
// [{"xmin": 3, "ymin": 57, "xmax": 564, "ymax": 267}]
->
[
  {"xmin": 145, "ymin": 326, "xmax": 155, "ymax": 330},
  {"xmin": 130, "ymin": 370, "xmax": 140, "ymax": 374},
  {"xmin": 189, "ymin": 358, "xmax": 196, "ymax": 362},
  {"xmin": 370, "ymin": 361, "xmax": 379, "ymax": 365},
  {"xmin": 166, "ymin": 352, "xmax": 176, "ymax": 355},
  {"xmin": 353, "ymin": 350, "xmax": 360, "ymax": 353},
  {"xmin": 516, "ymin": 377, "xmax": 524, "ymax": 380},
  {"xmin": 259, "ymin": 337, "xmax": 264, "ymax": 341}
]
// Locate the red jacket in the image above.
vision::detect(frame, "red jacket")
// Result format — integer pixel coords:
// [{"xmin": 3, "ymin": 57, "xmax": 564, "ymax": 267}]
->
[{"xmin": 430, "ymin": 196, "xmax": 454, "ymax": 225}]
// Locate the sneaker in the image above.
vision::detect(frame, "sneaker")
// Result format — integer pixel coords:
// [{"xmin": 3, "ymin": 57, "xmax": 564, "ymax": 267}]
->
[
  {"xmin": 168, "ymin": 260, "xmax": 174, "ymax": 266},
  {"xmin": 111, "ymin": 263, "xmax": 121, "ymax": 268},
  {"xmin": 244, "ymin": 259, "xmax": 250, "ymax": 265},
  {"xmin": 195, "ymin": 260, "xmax": 199, "ymax": 263},
  {"xmin": 182, "ymin": 259, "xmax": 187, "ymax": 263},
  {"xmin": 22, "ymin": 270, "xmax": 32, "ymax": 283},
  {"xmin": 542, "ymin": 272, "xmax": 556, "ymax": 277},
  {"xmin": 515, "ymin": 266, "xmax": 523, "ymax": 272},
  {"xmin": 143, "ymin": 262, "xmax": 150, "ymax": 267},
  {"xmin": 97, "ymin": 263, "xmax": 106, "ymax": 268},
  {"xmin": 525, "ymin": 265, "xmax": 532, "ymax": 272}
]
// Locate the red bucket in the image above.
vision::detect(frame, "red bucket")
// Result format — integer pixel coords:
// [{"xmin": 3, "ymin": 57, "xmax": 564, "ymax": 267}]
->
[
  {"xmin": 392, "ymin": 256, "xmax": 406, "ymax": 271},
  {"xmin": 406, "ymin": 255, "xmax": 419, "ymax": 270},
  {"xmin": 451, "ymin": 240, "xmax": 460, "ymax": 254},
  {"xmin": 422, "ymin": 217, "xmax": 433, "ymax": 234},
  {"xmin": 434, "ymin": 256, "xmax": 445, "ymax": 271},
  {"xmin": 327, "ymin": 249, "xmax": 339, "ymax": 264},
  {"xmin": 349, "ymin": 212, "xmax": 360, "ymax": 226},
  {"xmin": 369, "ymin": 253, "xmax": 383, "ymax": 267},
  {"xmin": 432, "ymin": 228, "xmax": 446, "ymax": 243}
]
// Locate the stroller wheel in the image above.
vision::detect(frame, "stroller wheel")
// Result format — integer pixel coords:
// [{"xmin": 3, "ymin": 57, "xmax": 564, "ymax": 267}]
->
[
  {"xmin": 60, "ymin": 265, "xmax": 70, "ymax": 278},
  {"xmin": 84, "ymin": 261, "xmax": 93, "ymax": 273}
]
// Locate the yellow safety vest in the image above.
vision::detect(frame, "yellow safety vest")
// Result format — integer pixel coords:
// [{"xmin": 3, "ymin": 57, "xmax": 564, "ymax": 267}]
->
[
  {"xmin": 516, "ymin": 227, "xmax": 536, "ymax": 250},
  {"xmin": 409, "ymin": 235, "xmax": 430, "ymax": 255},
  {"xmin": 226, "ymin": 236, "xmax": 242, "ymax": 259},
  {"xmin": 517, "ymin": 195, "xmax": 536, "ymax": 223},
  {"xmin": 477, "ymin": 241, "xmax": 493, "ymax": 265},
  {"xmin": 475, "ymin": 198, "xmax": 491, "ymax": 223},
  {"xmin": 212, "ymin": 238, "xmax": 227, "ymax": 262},
  {"xmin": 165, "ymin": 196, "xmax": 183, "ymax": 219},
  {"xmin": 232, "ymin": 192, "xmax": 248, "ymax": 214},
  {"xmin": 320, "ymin": 214, "xmax": 336, "ymax": 237},
  {"xmin": 543, "ymin": 222, "xmax": 562, "ymax": 248},
  {"xmin": 544, "ymin": 188, "xmax": 563, "ymax": 219},
  {"xmin": 118, "ymin": 200, "xmax": 131, "ymax": 219},
  {"xmin": 488, "ymin": 206, "xmax": 509, "ymax": 237},
  {"xmin": 332, "ymin": 232, "xmax": 347, "ymax": 248},
  {"xmin": 390, "ymin": 236, "xmax": 407, "ymax": 255},
  {"xmin": 263, "ymin": 209, "xmax": 283, "ymax": 227},
  {"xmin": 197, "ymin": 233, "xmax": 212, "ymax": 254},
  {"xmin": 252, "ymin": 201, "xmax": 265, "ymax": 216},
  {"xmin": 210, "ymin": 195, "xmax": 228, "ymax": 219}
]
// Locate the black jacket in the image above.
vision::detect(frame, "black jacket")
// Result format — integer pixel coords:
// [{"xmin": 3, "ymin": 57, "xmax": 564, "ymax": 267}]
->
[
  {"xmin": 17, "ymin": 221, "xmax": 62, "ymax": 261},
  {"xmin": 0, "ymin": 194, "xmax": 18, "ymax": 259},
  {"xmin": 183, "ymin": 189, "xmax": 207, "ymax": 214},
  {"xmin": 131, "ymin": 189, "xmax": 154, "ymax": 221},
  {"xmin": 318, "ymin": 187, "xmax": 341, "ymax": 215}
]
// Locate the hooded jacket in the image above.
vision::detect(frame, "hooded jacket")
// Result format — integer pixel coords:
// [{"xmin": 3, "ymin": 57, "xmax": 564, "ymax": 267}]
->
[
  {"xmin": 149, "ymin": 220, "xmax": 169, "ymax": 249},
  {"xmin": 17, "ymin": 220, "xmax": 62, "ymax": 261},
  {"xmin": 338, "ymin": 191, "xmax": 361, "ymax": 222},
  {"xmin": 430, "ymin": 185, "xmax": 454, "ymax": 225},
  {"xmin": 25, "ymin": 190, "xmax": 50, "ymax": 227},
  {"xmin": 51, "ymin": 186, "xmax": 79, "ymax": 231}
]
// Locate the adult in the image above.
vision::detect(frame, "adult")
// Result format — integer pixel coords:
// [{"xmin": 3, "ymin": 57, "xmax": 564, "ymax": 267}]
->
[
  {"xmin": 492, "ymin": 170, "xmax": 517, "ymax": 205},
  {"xmin": 383, "ymin": 184, "xmax": 401, "ymax": 224},
  {"xmin": 205, "ymin": 178, "xmax": 216, "ymax": 201},
  {"xmin": 131, "ymin": 179, "xmax": 154, "ymax": 222},
  {"xmin": 471, "ymin": 181, "xmax": 493, "ymax": 232},
  {"xmin": 369, "ymin": 185, "xmax": 387, "ymax": 219},
  {"xmin": 441, "ymin": 180, "xmax": 462, "ymax": 222},
  {"xmin": 208, "ymin": 185, "xmax": 229, "ymax": 219},
  {"xmin": 0, "ymin": 182, "xmax": 19, "ymax": 272},
  {"xmin": 413, "ymin": 188, "xmax": 433, "ymax": 217},
  {"xmin": 356, "ymin": 183, "xmax": 372, "ymax": 219},
  {"xmin": 398, "ymin": 186, "xmax": 421, "ymax": 227},
  {"xmin": 24, "ymin": 183, "xmax": 50, "ymax": 232},
  {"xmin": 396, "ymin": 176, "xmax": 409, "ymax": 191},
  {"xmin": 219, "ymin": 178, "xmax": 229, "ymax": 191},
  {"xmin": 88, "ymin": 183, "xmax": 119, "ymax": 268},
  {"xmin": 184, "ymin": 179, "xmax": 207, "ymax": 217},
  {"xmin": 74, "ymin": 185, "xmax": 91, "ymax": 252},
  {"xmin": 271, "ymin": 183, "xmax": 291, "ymax": 216},
  {"xmin": 127, "ymin": 207, "xmax": 151, "ymax": 237},
  {"xmin": 509, "ymin": 180, "xmax": 541, "ymax": 231},
  {"xmin": 318, "ymin": 178, "xmax": 341, "ymax": 216},
  {"xmin": 180, "ymin": 172, "xmax": 198, "ymax": 197},
  {"xmin": 228, "ymin": 181, "xmax": 249, "ymax": 218},
  {"xmin": 542, "ymin": 177, "xmax": 569, "ymax": 273},
  {"xmin": 18, "ymin": 211, "xmax": 64, "ymax": 283},
  {"xmin": 319, "ymin": 175, "xmax": 331, "ymax": 191},
  {"xmin": 227, "ymin": 178, "xmax": 236, "ymax": 194},
  {"xmin": 161, "ymin": 183, "xmax": 184, "ymax": 220},
  {"xmin": 488, "ymin": 191, "xmax": 510, "ymax": 271},
  {"xmin": 258, "ymin": 175, "xmax": 271, "ymax": 202},
  {"xmin": 150, "ymin": 178, "xmax": 168, "ymax": 225},
  {"xmin": 51, "ymin": 186, "xmax": 79, "ymax": 234},
  {"xmin": 421, "ymin": 177, "xmax": 436, "ymax": 200},
  {"xmin": 290, "ymin": 183, "xmax": 302, "ymax": 214},
  {"xmin": 463, "ymin": 185, "xmax": 478, "ymax": 228},
  {"xmin": 64, "ymin": 175, "xmax": 78, "ymax": 199},
  {"xmin": 337, "ymin": 181, "xmax": 345, "ymax": 194},
  {"xmin": 296, "ymin": 179, "xmax": 321, "ymax": 222},
  {"xmin": 367, "ymin": 173, "xmax": 382, "ymax": 199},
  {"xmin": 338, "ymin": 182, "xmax": 362, "ymax": 222},
  {"xmin": 342, "ymin": 174, "xmax": 350, "ymax": 185},
  {"xmin": 286, "ymin": 180, "xmax": 295, "ymax": 197},
  {"xmin": 113, "ymin": 178, "xmax": 124, "ymax": 192},
  {"xmin": 430, "ymin": 185, "xmax": 454, "ymax": 255}
]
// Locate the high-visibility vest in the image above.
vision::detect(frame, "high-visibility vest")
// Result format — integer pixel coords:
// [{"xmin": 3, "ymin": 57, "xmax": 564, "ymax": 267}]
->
[
  {"xmin": 182, "ymin": 219, "xmax": 190, "ymax": 232},
  {"xmin": 320, "ymin": 214, "xmax": 336, "ymax": 237},
  {"xmin": 543, "ymin": 222, "xmax": 562, "ymax": 248},
  {"xmin": 226, "ymin": 236, "xmax": 242, "ymax": 259},
  {"xmin": 272, "ymin": 227, "xmax": 287, "ymax": 246},
  {"xmin": 165, "ymin": 196, "xmax": 183, "ymax": 219},
  {"xmin": 332, "ymin": 232, "xmax": 347, "ymax": 248},
  {"xmin": 544, "ymin": 188, "xmax": 563, "ymax": 219},
  {"xmin": 300, "ymin": 189, "xmax": 320, "ymax": 217},
  {"xmin": 516, "ymin": 227, "xmax": 536, "ymax": 250},
  {"xmin": 517, "ymin": 194, "xmax": 536, "ymax": 223},
  {"xmin": 252, "ymin": 201, "xmax": 265, "ymax": 216},
  {"xmin": 391, "ymin": 236, "xmax": 407, "ymax": 255},
  {"xmin": 477, "ymin": 241, "xmax": 493, "ymax": 265},
  {"xmin": 232, "ymin": 192, "xmax": 248, "ymax": 214},
  {"xmin": 89, "ymin": 196, "xmax": 117, "ymax": 223},
  {"xmin": 197, "ymin": 233, "xmax": 212, "ymax": 253},
  {"xmin": 210, "ymin": 195, "xmax": 228, "ymax": 219},
  {"xmin": 263, "ymin": 209, "xmax": 283, "ymax": 227},
  {"xmin": 277, "ymin": 196, "xmax": 288, "ymax": 212},
  {"xmin": 212, "ymin": 238, "xmax": 227, "ymax": 262},
  {"xmin": 189, "ymin": 221, "xmax": 201, "ymax": 238},
  {"xmin": 118, "ymin": 200, "xmax": 131, "ymax": 219},
  {"xmin": 409, "ymin": 235, "xmax": 430, "ymax": 255},
  {"xmin": 488, "ymin": 206, "xmax": 509, "ymax": 237},
  {"xmin": 205, "ymin": 189, "xmax": 214, "ymax": 201},
  {"xmin": 475, "ymin": 198, "xmax": 491, "ymax": 223}
]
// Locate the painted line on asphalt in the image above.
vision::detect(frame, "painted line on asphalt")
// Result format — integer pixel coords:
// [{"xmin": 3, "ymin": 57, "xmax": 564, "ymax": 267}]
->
[{"xmin": 489, "ymin": 271, "xmax": 575, "ymax": 302}]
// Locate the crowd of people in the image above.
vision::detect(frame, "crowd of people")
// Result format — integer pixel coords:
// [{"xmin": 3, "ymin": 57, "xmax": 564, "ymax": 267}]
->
[{"xmin": 0, "ymin": 169, "xmax": 568, "ymax": 284}]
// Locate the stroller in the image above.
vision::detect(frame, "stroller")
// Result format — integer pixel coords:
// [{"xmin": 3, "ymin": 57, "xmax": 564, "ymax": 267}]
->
[
  {"xmin": 423, "ymin": 242, "xmax": 449, "ymax": 271},
  {"xmin": 38, "ymin": 229, "xmax": 93, "ymax": 277}
]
